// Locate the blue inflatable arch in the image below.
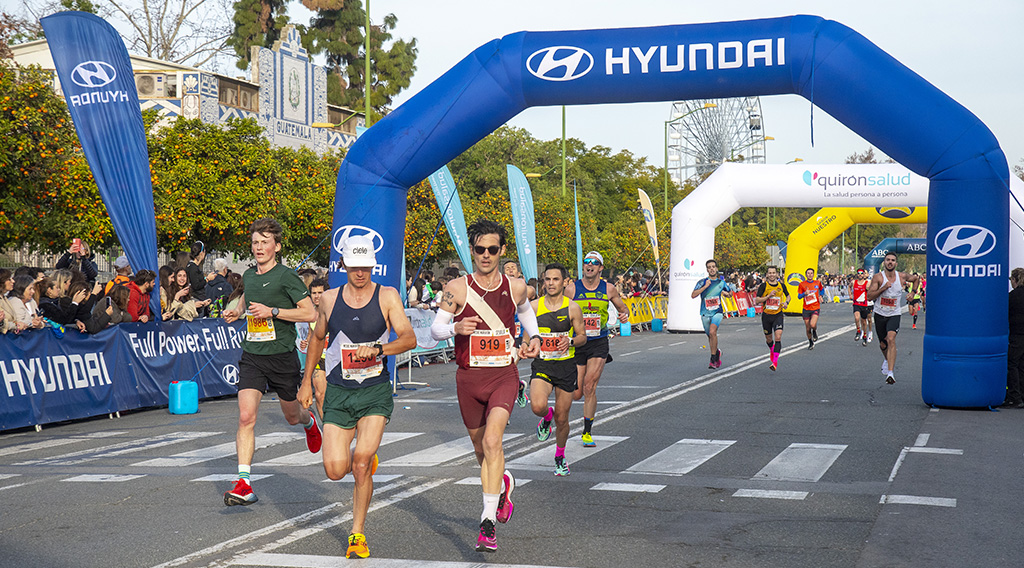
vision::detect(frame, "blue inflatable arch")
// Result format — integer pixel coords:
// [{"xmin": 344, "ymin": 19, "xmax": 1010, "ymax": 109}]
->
[{"xmin": 329, "ymin": 15, "xmax": 1009, "ymax": 408}]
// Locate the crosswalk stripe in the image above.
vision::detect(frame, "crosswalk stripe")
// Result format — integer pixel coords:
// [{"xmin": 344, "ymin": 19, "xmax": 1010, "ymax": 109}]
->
[
  {"xmin": 15, "ymin": 431, "xmax": 221, "ymax": 466},
  {"xmin": 624, "ymin": 438, "xmax": 735, "ymax": 476},
  {"xmin": 63, "ymin": 474, "xmax": 146, "ymax": 483},
  {"xmin": 880, "ymin": 494, "xmax": 957, "ymax": 507},
  {"xmin": 734, "ymin": 489, "xmax": 809, "ymax": 500},
  {"xmin": 383, "ymin": 434, "xmax": 522, "ymax": 467},
  {"xmin": 131, "ymin": 432, "xmax": 302, "ymax": 467},
  {"xmin": 0, "ymin": 431, "xmax": 127, "ymax": 458},
  {"xmin": 192, "ymin": 474, "xmax": 274, "ymax": 482},
  {"xmin": 258, "ymin": 432, "xmax": 423, "ymax": 468},
  {"xmin": 751, "ymin": 443, "xmax": 847, "ymax": 482},
  {"xmin": 591, "ymin": 482, "xmax": 665, "ymax": 493},
  {"xmin": 508, "ymin": 435, "xmax": 628, "ymax": 471}
]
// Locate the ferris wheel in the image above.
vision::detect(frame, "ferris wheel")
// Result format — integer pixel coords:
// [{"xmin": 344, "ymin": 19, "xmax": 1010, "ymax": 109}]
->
[{"xmin": 666, "ymin": 96, "xmax": 767, "ymax": 185}]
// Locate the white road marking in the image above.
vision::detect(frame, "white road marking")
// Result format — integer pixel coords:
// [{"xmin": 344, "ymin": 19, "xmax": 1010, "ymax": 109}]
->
[
  {"xmin": 625, "ymin": 439, "xmax": 736, "ymax": 476},
  {"xmin": 508, "ymin": 436, "xmax": 628, "ymax": 471},
  {"xmin": 669, "ymin": 341, "xmax": 687, "ymax": 346},
  {"xmin": 752, "ymin": 443, "xmax": 847, "ymax": 482},
  {"xmin": 132, "ymin": 432, "xmax": 302, "ymax": 467},
  {"xmin": 192, "ymin": 474, "xmax": 273, "ymax": 482},
  {"xmin": 454, "ymin": 477, "xmax": 533, "ymax": 487},
  {"xmin": 647, "ymin": 345, "xmax": 664, "ymax": 350},
  {"xmin": 591, "ymin": 482, "xmax": 664, "ymax": 493},
  {"xmin": 618, "ymin": 351, "xmax": 641, "ymax": 356},
  {"xmin": 880, "ymin": 494, "xmax": 957, "ymax": 507},
  {"xmin": 0, "ymin": 431, "xmax": 127, "ymax": 457},
  {"xmin": 383, "ymin": 434, "xmax": 522, "ymax": 467},
  {"xmin": 323, "ymin": 474, "xmax": 402, "ymax": 483},
  {"xmin": 734, "ymin": 489, "xmax": 809, "ymax": 500},
  {"xmin": 258, "ymin": 432, "xmax": 423, "ymax": 467},
  {"xmin": 63, "ymin": 474, "xmax": 146, "ymax": 482},
  {"xmin": 16, "ymin": 431, "xmax": 221, "ymax": 466}
]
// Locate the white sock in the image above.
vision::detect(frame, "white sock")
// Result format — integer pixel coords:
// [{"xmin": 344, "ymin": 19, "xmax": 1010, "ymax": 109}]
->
[
  {"xmin": 481, "ymin": 493, "xmax": 500, "ymax": 523},
  {"xmin": 238, "ymin": 464, "xmax": 251, "ymax": 484}
]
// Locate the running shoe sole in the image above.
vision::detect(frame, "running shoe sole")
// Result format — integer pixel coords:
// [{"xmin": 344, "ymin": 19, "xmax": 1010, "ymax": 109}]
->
[
  {"xmin": 305, "ymin": 411, "xmax": 323, "ymax": 454},
  {"xmin": 886, "ymin": 376, "xmax": 896, "ymax": 385},
  {"xmin": 516, "ymin": 380, "xmax": 529, "ymax": 408},
  {"xmin": 224, "ymin": 492, "xmax": 258, "ymax": 506}
]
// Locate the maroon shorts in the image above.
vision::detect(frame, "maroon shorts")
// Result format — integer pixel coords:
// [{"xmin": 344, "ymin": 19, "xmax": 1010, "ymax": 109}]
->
[{"xmin": 455, "ymin": 365, "xmax": 519, "ymax": 429}]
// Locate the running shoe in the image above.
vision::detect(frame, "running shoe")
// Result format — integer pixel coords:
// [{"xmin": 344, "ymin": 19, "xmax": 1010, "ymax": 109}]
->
[
  {"xmin": 537, "ymin": 416, "xmax": 551, "ymax": 442},
  {"xmin": 371, "ymin": 453, "xmax": 379, "ymax": 476},
  {"xmin": 867, "ymin": 331, "xmax": 873, "ymax": 343},
  {"xmin": 912, "ymin": 323, "xmax": 917, "ymax": 329},
  {"xmin": 516, "ymin": 379, "xmax": 529, "ymax": 408},
  {"xmin": 346, "ymin": 533, "xmax": 370, "ymax": 559},
  {"xmin": 862, "ymin": 336, "xmax": 867, "ymax": 347},
  {"xmin": 715, "ymin": 350, "xmax": 722, "ymax": 368},
  {"xmin": 224, "ymin": 479, "xmax": 258, "ymax": 506},
  {"xmin": 855, "ymin": 330, "xmax": 862, "ymax": 341},
  {"xmin": 581, "ymin": 432, "xmax": 596, "ymax": 447},
  {"xmin": 304, "ymin": 411, "xmax": 322, "ymax": 454},
  {"xmin": 708, "ymin": 356, "xmax": 715, "ymax": 370},
  {"xmin": 885, "ymin": 373, "xmax": 896, "ymax": 385},
  {"xmin": 808, "ymin": 339, "xmax": 814, "ymax": 350},
  {"xmin": 881, "ymin": 359, "xmax": 889, "ymax": 375},
  {"xmin": 812, "ymin": 329, "xmax": 818, "ymax": 341},
  {"xmin": 770, "ymin": 361, "xmax": 777, "ymax": 372},
  {"xmin": 476, "ymin": 519, "xmax": 497, "ymax": 552},
  {"xmin": 554, "ymin": 456, "xmax": 571, "ymax": 476},
  {"xmin": 496, "ymin": 470, "xmax": 515, "ymax": 523}
]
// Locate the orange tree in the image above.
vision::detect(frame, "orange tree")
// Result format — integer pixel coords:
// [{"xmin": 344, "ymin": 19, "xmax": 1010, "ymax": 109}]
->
[{"xmin": 713, "ymin": 224, "xmax": 771, "ymax": 272}]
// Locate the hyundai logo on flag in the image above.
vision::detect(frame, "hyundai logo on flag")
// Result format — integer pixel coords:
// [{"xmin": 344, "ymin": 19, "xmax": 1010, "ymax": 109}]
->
[
  {"xmin": 934, "ymin": 225, "xmax": 996, "ymax": 259},
  {"xmin": 70, "ymin": 61, "xmax": 117, "ymax": 88},
  {"xmin": 526, "ymin": 46, "xmax": 594, "ymax": 81},
  {"xmin": 333, "ymin": 225, "xmax": 385, "ymax": 254},
  {"xmin": 221, "ymin": 364, "xmax": 239, "ymax": 385}
]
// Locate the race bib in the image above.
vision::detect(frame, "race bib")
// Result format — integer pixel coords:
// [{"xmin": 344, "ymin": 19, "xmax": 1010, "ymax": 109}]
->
[
  {"xmin": 515, "ymin": 321, "xmax": 522, "ymax": 338},
  {"xmin": 704, "ymin": 296, "xmax": 721, "ymax": 311},
  {"xmin": 804, "ymin": 291, "xmax": 818, "ymax": 305},
  {"xmin": 583, "ymin": 313, "xmax": 602, "ymax": 337},
  {"xmin": 246, "ymin": 313, "xmax": 276, "ymax": 342},
  {"xmin": 880, "ymin": 297, "xmax": 897, "ymax": 308},
  {"xmin": 469, "ymin": 328, "xmax": 513, "ymax": 367},
  {"xmin": 539, "ymin": 332, "xmax": 571, "ymax": 360},
  {"xmin": 766, "ymin": 297, "xmax": 781, "ymax": 310},
  {"xmin": 340, "ymin": 343, "xmax": 384, "ymax": 383}
]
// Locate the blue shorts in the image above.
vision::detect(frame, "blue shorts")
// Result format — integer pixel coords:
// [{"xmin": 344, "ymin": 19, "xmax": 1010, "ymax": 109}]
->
[{"xmin": 701, "ymin": 312, "xmax": 724, "ymax": 335}]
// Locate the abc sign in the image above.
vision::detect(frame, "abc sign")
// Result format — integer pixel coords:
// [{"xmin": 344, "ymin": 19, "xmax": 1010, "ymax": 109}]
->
[{"xmin": 333, "ymin": 225, "xmax": 385, "ymax": 255}]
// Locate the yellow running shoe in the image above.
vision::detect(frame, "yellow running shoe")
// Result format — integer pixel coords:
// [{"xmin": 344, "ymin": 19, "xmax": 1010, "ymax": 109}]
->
[
  {"xmin": 370, "ymin": 453, "xmax": 379, "ymax": 476},
  {"xmin": 581, "ymin": 433, "xmax": 596, "ymax": 447},
  {"xmin": 347, "ymin": 533, "xmax": 369, "ymax": 559}
]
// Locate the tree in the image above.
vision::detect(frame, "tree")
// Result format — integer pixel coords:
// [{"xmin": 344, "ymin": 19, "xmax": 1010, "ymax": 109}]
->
[
  {"xmin": 305, "ymin": 3, "xmax": 417, "ymax": 118},
  {"xmin": 226, "ymin": 0, "xmax": 289, "ymax": 71},
  {"xmin": 106, "ymin": 0, "xmax": 232, "ymax": 68}
]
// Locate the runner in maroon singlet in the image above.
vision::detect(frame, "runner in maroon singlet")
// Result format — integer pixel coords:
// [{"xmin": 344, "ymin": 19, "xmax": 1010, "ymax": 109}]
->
[{"xmin": 430, "ymin": 219, "xmax": 541, "ymax": 553}]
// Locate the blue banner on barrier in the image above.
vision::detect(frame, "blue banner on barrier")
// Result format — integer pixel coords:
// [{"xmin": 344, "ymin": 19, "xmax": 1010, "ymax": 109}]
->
[{"xmin": 0, "ymin": 320, "xmax": 245, "ymax": 431}]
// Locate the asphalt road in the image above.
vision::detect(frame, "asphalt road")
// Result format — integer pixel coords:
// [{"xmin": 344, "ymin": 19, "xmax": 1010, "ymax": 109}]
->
[{"xmin": 1, "ymin": 304, "xmax": 1020, "ymax": 568}]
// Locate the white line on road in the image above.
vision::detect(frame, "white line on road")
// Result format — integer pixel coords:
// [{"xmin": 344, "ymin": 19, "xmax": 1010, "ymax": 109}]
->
[
  {"xmin": 734, "ymin": 489, "xmax": 809, "ymax": 500},
  {"xmin": 591, "ymin": 482, "xmax": 665, "ymax": 493},
  {"xmin": 647, "ymin": 345, "xmax": 664, "ymax": 350},
  {"xmin": 880, "ymin": 494, "xmax": 957, "ymax": 507},
  {"xmin": 0, "ymin": 431, "xmax": 127, "ymax": 458},
  {"xmin": 228, "ymin": 553, "xmax": 577, "ymax": 568},
  {"xmin": 669, "ymin": 341, "xmax": 687, "ymax": 346},
  {"xmin": 618, "ymin": 351, "xmax": 641, "ymax": 356},
  {"xmin": 16, "ymin": 431, "xmax": 221, "ymax": 466}
]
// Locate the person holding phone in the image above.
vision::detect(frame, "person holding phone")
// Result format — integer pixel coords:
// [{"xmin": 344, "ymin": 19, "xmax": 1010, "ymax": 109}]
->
[{"xmin": 55, "ymin": 239, "xmax": 99, "ymax": 283}]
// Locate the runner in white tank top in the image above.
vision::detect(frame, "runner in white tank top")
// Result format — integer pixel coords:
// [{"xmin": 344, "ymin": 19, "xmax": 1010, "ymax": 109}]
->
[{"xmin": 866, "ymin": 252, "xmax": 921, "ymax": 384}]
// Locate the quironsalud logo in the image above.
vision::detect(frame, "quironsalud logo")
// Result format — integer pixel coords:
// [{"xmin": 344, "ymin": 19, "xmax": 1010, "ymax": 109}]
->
[
  {"xmin": 803, "ymin": 170, "xmax": 817, "ymax": 186},
  {"xmin": 683, "ymin": 258, "xmax": 694, "ymax": 270}
]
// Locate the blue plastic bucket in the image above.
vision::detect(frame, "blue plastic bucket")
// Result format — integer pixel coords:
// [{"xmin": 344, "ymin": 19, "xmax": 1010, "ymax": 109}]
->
[
  {"xmin": 651, "ymin": 318, "xmax": 663, "ymax": 332},
  {"xmin": 169, "ymin": 380, "xmax": 199, "ymax": 414},
  {"xmin": 620, "ymin": 322, "xmax": 632, "ymax": 336}
]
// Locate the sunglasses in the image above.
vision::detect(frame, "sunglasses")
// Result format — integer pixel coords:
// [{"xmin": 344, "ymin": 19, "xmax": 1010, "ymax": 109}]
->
[
  {"xmin": 583, "ymin": 258, "xmax": 602, "ymax": 266},
  {"xmin": 473, "ymin": 245, "xmax": 500, "ymax": 255}
]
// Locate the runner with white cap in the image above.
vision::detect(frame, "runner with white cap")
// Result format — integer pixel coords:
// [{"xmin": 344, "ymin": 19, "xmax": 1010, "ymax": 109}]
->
[
  {"xmin": 564, "ymin": 251, "xmax": 629, "ymax": 447},
  {"xmin": 297, "ymin": 235, "xmax": 416, "ymax": 559}
]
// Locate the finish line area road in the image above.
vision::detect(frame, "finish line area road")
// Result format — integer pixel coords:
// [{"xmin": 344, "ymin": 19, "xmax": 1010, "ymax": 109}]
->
[{"xmin": 1, "ymin": 304, "xmax": 1020, "ymax": 568}]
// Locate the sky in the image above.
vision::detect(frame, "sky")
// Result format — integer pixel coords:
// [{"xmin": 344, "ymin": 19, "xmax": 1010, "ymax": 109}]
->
[{"xmin": 291, "ymin": 0, "xmax": 1024, "ymax": 172}]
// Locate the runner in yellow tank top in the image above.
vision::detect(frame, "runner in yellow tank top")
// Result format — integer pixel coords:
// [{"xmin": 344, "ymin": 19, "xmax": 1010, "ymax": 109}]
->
[{"xmin": 754, "ymin": 266, "xmax": 790, "ymax": 371}]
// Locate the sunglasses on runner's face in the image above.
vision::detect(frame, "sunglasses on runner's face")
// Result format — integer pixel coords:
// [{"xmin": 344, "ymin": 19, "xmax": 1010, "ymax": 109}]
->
[
  {"xmin": 474, "ymin": 245, "xmax": 500, "ymax": 255},
  {"xmin": 583, "ymin": 258, "xmax": 602, "ymax": 266}
]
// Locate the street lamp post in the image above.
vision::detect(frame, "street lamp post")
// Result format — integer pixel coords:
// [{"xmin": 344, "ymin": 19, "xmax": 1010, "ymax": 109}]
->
[
  {"xmin": 311, "ymin": 112, "xmax": 361, "ymax": 130},
  {"xmin": 365, "ymin": 0, "xmax": 371, "ymax": 127},
  {"xmin": 663, "ymin": 103, "xmax": 717, "ymax": 212},
  {"xmin": 729, "ymin": 135, "xmax": 774, "ymax": 161}
]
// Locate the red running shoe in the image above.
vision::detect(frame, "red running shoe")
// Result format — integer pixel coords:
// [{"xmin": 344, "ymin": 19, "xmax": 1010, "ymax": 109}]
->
[
  {"xmin": 224, "ymin": 478, "xmax": 258, "ymax": 506},
  {"xmin": 305, "ymin": 411, "xmax": 322, "ymax": 454}
]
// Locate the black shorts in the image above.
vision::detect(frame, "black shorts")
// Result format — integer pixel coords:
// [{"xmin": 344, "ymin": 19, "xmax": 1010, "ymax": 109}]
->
[
  {"xmin": 801, "ymin": 309, "xmax": 820, "ymax": 319},
  {"xmin": 909, "ymin": 299, "xmax": 922, "ymax": 306},
  {"xmin": 532, "ymin": 358, "xmax": 578, "ymax": 393},
  {"xmin": 853, "ymin": 305, "xmax": 873, "ymax": 318},
  {"xmin": 761, "ymin": 312, "xmax": 785, "ymax": 334},
  {"xmin": 874, "ymin": 313, "xmax": 901, "ymax": 337},
  {"xmin": 237, "ymin": 350, "xmax": 301, "ymax": 401},
  {"xmin": 574, "ymin": 336, "xmax": 612, "ymax": 365}
]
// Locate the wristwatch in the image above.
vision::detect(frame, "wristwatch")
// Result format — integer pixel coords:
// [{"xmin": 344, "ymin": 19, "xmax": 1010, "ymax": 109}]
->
[
  {"xmin": 374, "ymin": 343, "xmax": 384, "ymax": 357},
  {"xmin": 271, "ymin": 307, "xmax": 279, "ymax": 318}
]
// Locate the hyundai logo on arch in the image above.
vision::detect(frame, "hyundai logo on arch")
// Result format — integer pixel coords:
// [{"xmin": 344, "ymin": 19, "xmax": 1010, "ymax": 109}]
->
[
  {"xmin": 527, "ymin": 46, "xmax": 594, "ymax": 81},
  {"xmin": 933, "ymin": 225, "xmax": 996, "ymax": 259}
]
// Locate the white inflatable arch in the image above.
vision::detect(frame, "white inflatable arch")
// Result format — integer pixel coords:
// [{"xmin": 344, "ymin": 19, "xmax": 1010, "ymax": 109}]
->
[{"xmin": 668, "ymin": 163, "xmax": 1024, "ymax": 332}]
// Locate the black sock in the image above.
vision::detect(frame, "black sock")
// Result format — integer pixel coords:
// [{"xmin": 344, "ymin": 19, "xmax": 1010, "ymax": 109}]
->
[
  {"xmin": 774, "ymin": 340, "xmax": 782, "ymax": 353},
  {"xmin": 913, "ymin": 314, "xmax": 918, "ymax": 324},
  {"xmin": 583, "ymin": 418, "xmax": 593, "ymax": 435},
  {"xmin": 767, "ymin": 340, "xmax": 775, "ymax": 353}
]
